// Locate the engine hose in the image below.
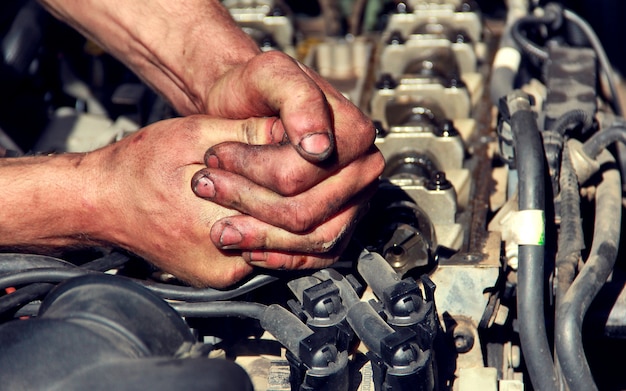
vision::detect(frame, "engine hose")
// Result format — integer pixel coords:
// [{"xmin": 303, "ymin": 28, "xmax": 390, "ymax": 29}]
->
[
  {"xmin": 0, "ymin": 268, "xmax": 96, "ymax": 290},
  {"xmin": 141, "ymin": 274, "xmax": 279, "ymax": 302},
  {"xmin": 0, "ymin": 253, "xmax": 74, "ymax": 273},
  {"xmin": 555, "ymin": 142, "xmax": 584, "ymax": 303},
  {"xmin": 555, "ymin": 148, "xmax": 621, "ymax": 391},
  {"xmin": 550, "ymin": 109, "xmax": 595, "ymax": 136},
  {"xmin": 511, "ymin": 12, "xmax": 558, "ymax": 63},
  {"xmin": 0, "ymin": 252, "xmax": 130, "ymax": 318},
  {"xmin": 9, "ymin": 275, "xmax": 277, "ymax": 318},
  {"xmin": 489, "ymin": 0, "xmax": 528, "ymax": 105},
  {"xmin": 583, "ymin": 123, "xmax": 626, "ymax": 159},
  {"xmin": 171, "ymin": 301, "xmax": 267, "ymax": 320},
  {"xmin": 174, "ymin": 301, "xmax": 321, "ymax": 367},
  {"xmin": 509, "ymin": 97, "xmax": 559, "ymax": 391}
]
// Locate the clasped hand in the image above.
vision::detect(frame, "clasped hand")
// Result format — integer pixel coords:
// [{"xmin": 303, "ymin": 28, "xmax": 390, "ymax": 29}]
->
[{"xmin": 96, "ymin": 51, "xmax": 384, "ymax": 287}]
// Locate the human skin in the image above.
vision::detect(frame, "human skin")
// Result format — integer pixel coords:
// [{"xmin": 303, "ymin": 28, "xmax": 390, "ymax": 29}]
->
[{"xmin": 0, "ymin": 0, "xmax": 384, "ymax": 287}]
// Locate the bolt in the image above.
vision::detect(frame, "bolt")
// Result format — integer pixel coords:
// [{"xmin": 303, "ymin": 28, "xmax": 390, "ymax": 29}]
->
[
  {"xmin": 453, "ymin": 327, "xmax": 475, "ymax": 353},
  {"xmin": 396, "ymin": 2, "xmax": 410, "ymax": 14},
  {"xmin": 376, "ymin": 73, "xmax": 397, "ymax": 90},
  {"xmin": 459, "ymin": 1, "xmax": 474, "ymax": 12},
  {"xmin": 447, "ymin": 77, "xmax": 465, "ymax": 88},
  {"xmin": 387, "ymin": 30, "xmax": 405, "ymax": 45},
  {"xmin": 373, "ymin": 120, "xmax": 387, "ymax": 138},
  {"xmin": 434, "ymin": 120, "xmax": 459, "ymax": 137},
  {"xmin": 269, "ymin": 5, "xmax": 285, "ymax": 16},
  {"xmin": 454, "ymin": 335, "xmax": 472, "ymax": 353},
  {"xmin": 426, "ymin": 171, "xmax": 452, "ymax": 191}
]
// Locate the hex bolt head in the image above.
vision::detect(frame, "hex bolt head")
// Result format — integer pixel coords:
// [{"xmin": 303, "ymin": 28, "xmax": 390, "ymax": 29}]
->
[
  {"xmin": 387, "ymin": 30, "xmax": 405, "ymax": 45},
  {"xmin": 426, "ymin": 171, "xmax": 452, "ymax": 191},
  {"xmin": 453, "ymin": 328, "xmax": 475, "ymax": 353},
  {"xmin": 376, "ymin": 73, "xmax": 398, "ymax": 90},
  {"xmin": 434, "ymin": 120, "xmax": 459, "ymax": 137}
]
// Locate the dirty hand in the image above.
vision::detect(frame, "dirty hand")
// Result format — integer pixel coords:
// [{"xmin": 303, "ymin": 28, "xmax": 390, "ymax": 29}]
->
[
  {"xmin": 192, "ymin": 51, "xmax": 385, "ymax": 270},
  {"xmin": 87, "ymin": 115, "xmax": 363, "ymax": 287}
]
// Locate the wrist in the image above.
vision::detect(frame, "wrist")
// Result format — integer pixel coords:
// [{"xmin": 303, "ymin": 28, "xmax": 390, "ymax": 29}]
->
[
  {"xmin": 0, "ymin": 153, "xmax": 109, "ymax": 250},
  {"xmin": 39, "ymin": 0, "xmax": 261, "ymax": 115}
]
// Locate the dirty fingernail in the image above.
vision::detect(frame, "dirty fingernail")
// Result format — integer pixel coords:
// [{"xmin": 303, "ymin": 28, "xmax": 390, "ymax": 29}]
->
[
  {"xmin": 220, "ymin": 226, "xmax": 243, "ymax": 248},
  {"xmin": 243, "ymin": 251, "xmax": 266, "ymax": 265},
  {"xmin": 299, "ymin": 132, "xmax": 332, "ymax": 157},
  {"xmin": 194, "ymin": 175, "xmax": 215, "ymax": 198},
  {"xmin": 205, "ymin": 154, "xmax": 220, "ymax": 168}
]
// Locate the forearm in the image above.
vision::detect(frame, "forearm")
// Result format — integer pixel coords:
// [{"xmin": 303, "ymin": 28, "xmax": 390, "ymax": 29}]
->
[
  {"xmin": 37, "ymin": 0, "xmax": 260, "ymax": 115},
  {"xmin": 0, "ymin": 154, "xmax": 106, "ymax": 251}
]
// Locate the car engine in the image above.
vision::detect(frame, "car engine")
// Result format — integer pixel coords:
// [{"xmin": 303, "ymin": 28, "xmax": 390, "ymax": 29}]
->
[{"xmin": 1, "ymin": 0, "xmax": 626, "ymax": 390}]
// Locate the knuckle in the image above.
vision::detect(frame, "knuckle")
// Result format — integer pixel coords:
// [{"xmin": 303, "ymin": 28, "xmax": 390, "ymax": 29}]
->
[
  {"xmin": 354, "ymin": 116, "xmax": 377, "ymax": 145},
  {"xmin": 371, "ymin": 148, "xmax": 386, "ymax": 177},
  {"xmin": 315, "ymin": 223, "xmax": 346, "ymax": 253},
  {"xmin": 239, "ymin": 119, "xmax": 259, "ymax": 144},
  {"xmin": 211, "ymin": 262, "xmax": 251, "ymax": 288},
  {"xmin": 274, "ymin": 166, "xmax": 308, "ymax": 196},
  {"xmin": 178, "ymin": 115, "xmax": 205, "ymax": 135},
  {"xmin": 280, "ymin": 200, "xmax": 316, "ymax": 233},
  {"xmin": 267, "ymin": 253, "xmax": 308, "ymax": 270}
]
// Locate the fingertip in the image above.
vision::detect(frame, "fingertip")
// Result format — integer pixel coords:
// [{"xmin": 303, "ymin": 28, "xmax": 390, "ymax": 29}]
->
[
  {"xmin": 191, "ymin": 171, "xmax": 216, "ymax": 198},
  {"xmin": 244, "ymin": 251, "xmax": 267, "ymax": 264},
  {"xmin": 296, "ymin": 131, "xmax": 335, "ymax": 162},
  {"xmin": 204, "ymin": 148, "xmax": 220, "ymax": 168}
]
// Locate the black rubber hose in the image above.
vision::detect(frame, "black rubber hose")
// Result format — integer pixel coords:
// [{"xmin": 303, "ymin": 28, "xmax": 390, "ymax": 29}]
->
[
  {"xmin": 171, "ymin": 301, "xmax": 267, "ymax": 319},
  {"xmin": 80, "ymin": 251, "xmax": 131, "ymax": 272},
  {"xmin": 177, "ymin": 301, "xmax": 318, "ymax": 362},
  {"xmin": 0, "ymin": 253, "xmax": 74, "ymax": 273},
  {"xmin": 510, "ymin": 108, "xmax": 559, "ymax": 391},
  {"xmin": 0, "ymin": 255, "xmax": 76, "ymax": 319},
  {"xmin": 583, "ymin": 124, "xmax": 626, "ymax": 159},
  {"xmin": 550, "ymin": 109, "xmax": 594, "ymax": 136},
  {"xmin": 555, "ymin": 142, "xmax": 584, "ymax": 302},
  {"xmin": 0, "ymin": 252, "xmax": 130, "ymax": 317},
  {"xmin": 511, "ymin": 13, "xmax": 557, "ymax": 63},
  {"xmin": 141, "ymin": 274, "xmax": 279, "ymax": 302},
  {"xmin": 0, "ymin": 268, "xmax": 278, "ymax": 302},
  {"xmin": 556, "ymin": 149, "xmax": 621, "ymax": 391},
  {"xmin": 0, "ymin": 268, "xmax": 96, "ymax": 289}
]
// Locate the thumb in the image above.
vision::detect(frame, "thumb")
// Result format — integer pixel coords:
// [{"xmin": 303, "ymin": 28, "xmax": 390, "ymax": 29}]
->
[{"xmin": 188, "ymin": 115, "xmax": 286, "ymax": 156}]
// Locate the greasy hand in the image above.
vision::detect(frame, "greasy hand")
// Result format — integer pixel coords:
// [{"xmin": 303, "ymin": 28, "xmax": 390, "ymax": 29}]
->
[
  {"xmin": 89, "ymin": 116, "xmax": 345, "ymax": 288},
  {"xmin": 192, "ymin": 51, "xmax": 385, "ymax": 269}
]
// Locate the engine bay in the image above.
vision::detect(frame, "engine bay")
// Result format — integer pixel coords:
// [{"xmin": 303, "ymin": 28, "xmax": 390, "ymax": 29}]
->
[{"xmin": 1, "ymin": 1, "xmax": 626, "ymax": 390}]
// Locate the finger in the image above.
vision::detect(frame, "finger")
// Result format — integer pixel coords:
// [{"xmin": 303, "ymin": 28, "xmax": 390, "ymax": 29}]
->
[
  {"xmin": 209, "ymin": 199, "xmax": 362, "ymax": 251},
  {"xmin": 161, "ymin": 115, "xmax": 285, "ymax": 161},
  {"xmin": 205, "ymin": 51, "xmax": 335, "ymax": 161},
  {"xmin": 204, "ymin": 143, "xmax": 384, "ymax": 196},
  {"xmin": 191, "ymin": 161, "xmax": 378, "ymax": 232},
  {"xmin": 244, "ymin": 251, "xmax": 339, "ymax": 271}
]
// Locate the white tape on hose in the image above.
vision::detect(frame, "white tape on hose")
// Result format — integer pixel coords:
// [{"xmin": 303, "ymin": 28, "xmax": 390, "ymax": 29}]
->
[
  {"xmin": 493, "ymin": 47, "xmax": 521, "ymax": 71},
  {"xmin": 511, "ymin": 209, "xmax": 545, "ymax": 246}
]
